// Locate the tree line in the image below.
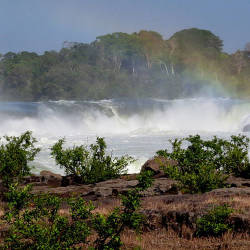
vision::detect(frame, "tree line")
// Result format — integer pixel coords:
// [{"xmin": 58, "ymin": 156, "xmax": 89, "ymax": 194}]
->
[{"xmin": 0, "ymin": 28, "xmax": 249, "ymax": 101}]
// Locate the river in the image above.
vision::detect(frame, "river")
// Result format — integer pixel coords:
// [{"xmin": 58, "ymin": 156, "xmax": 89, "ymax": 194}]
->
[{"xmin": 0, "ymin": 98, "xmax": 250, "ymax": 174}]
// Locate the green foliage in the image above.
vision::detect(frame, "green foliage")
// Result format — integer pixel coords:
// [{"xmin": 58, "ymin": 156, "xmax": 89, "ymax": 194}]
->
[
  {"xmin": 0, "ymin": 131, "xmax": 40, "ymax": 187},
  {"xmin": 92, "ymin": 210, "xmax": 124, "ymax": 249},
  {"xmin": 168, "ymin": 28, "xmax": 223, "ymax": 55},
  {"xmin": 3, "ymin": 190, "xmax": 93, "ymax": 249},
  {"xmin": 136, "ymin": 169, "xmax": 154, "ymax": 190},
  {"xmin": 1, "ymin": 28, "xmax": 249, "ymax": 101},
  {"xmin": 4, "ymin": 184, "xmax": 32, "ymax": 220},
  {"xmin": 69, "ymin": 197, "xmax": 95, "ymax": 221},
  {"xmin": 157, "ymin": 134, "xmax": 250, "ymax": 193},
  {"xmin": 92, "ymin": 170, "xmax": 154, "ymax": 250},
  {"xmin": 157, "ymin": 135, "xmax": 249, "ymax": 173},
  {"xmin": 195, "ymin": 204, "xmax": 234, "ymax": 237},
  {"xmin": 2, "ymin": 171, "xmax": 154, "ymax": 250},
  {"xmin": 51, "ymin": 137, "xmax": 133, "ymax": 184},
  {"xmin": 222, "ymin": 135, "xmax": 250, "ymax": 177},
  {"xmin": 164, "ymin": 163, "xmax": 227, "ymax": 194}
]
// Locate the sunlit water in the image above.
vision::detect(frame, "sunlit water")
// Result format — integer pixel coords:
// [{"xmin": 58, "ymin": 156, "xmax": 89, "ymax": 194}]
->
[{"xmin": 1, "ymin": 98, "xmax": 250, "ymax": 174}]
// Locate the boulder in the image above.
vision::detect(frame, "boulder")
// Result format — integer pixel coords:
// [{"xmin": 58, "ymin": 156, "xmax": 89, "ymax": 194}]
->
[
  {"xmin": 22, "ymin": 174, "xmax": 42, "ymax": 185},
  {"xmin": 61, "ymin": 174, "xmax": 83, "ymax": 186},
  {"xmin": 40, "ymin": 170, "xmax": 62, "ymax": 187},
  {"xmin": 140, "ymin": 156, "xmax": 178, "ymax": 178},
  {"xmin": 143, "ymin": 178, "xmax": 178, "ymax": 196}
]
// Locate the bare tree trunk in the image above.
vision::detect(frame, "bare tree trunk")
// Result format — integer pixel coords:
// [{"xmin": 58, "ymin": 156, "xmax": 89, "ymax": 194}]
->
[
  {"xmin": 171, "ymin": 64, "xmax": 175, "ymax": 76},
  {"xmin": 131, "ymin": 59, "xmax": 136, "ymax": 75},
  {"xmin": 160, "ymin": 64, "xmax": 164, "ymax": 73},
  {"xmin": 163, "ymin": 63, "xmax": 169, "ymax": 75},
  {"xmin": 113, "ymin": 55, "xmax": 121, "ymax": 72},
  {"xmin": 145, "ymin": 53, "xmax": 152, "ymax": 69}
]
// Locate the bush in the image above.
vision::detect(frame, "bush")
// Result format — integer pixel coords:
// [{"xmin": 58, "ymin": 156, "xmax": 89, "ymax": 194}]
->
[
  {"xmin": 158, "ymin": 135, "xmax": 250, "ymax": 191},
  {"xmin": 51, "ymin": 137, "xmax": 133, "ymax": 184},
  {"xmin": 3, "ymin": 193, "xmax": 93, "ymax": 249},
  {"xmin": 92, "ymin": 170, "xmax": 154, "ymax": 250},
  {"xmin": 4, "ymin": 183, "xmax": 32, "ymax": 216},
  {"xmin": 157, "ymin": 135, "xmax": 233, "ymax": 193},
  {"xmin": 164, "ymin": 163, "xmax": 227, "ymax": 194},
  {"xmin": 195, "ymin": 204, "xmax": 234, "ymax": 237},
  {"xmin": 222, "ymin": 135, "xmax": 250, "ymax": 178},
  {"xmin": 157, "ymin": 134, "xmax": 250, "ymax": 177},
  {"xmin": 0, "ymin": 131, "xmax": 40, "ymax": 187},
  {"xmin": 2, "ymin": 171, "xmax": 154, "ymax": 250},
  {"xmin": 156, "ymin": 134, "xmax": 250, "ymax": 193}
]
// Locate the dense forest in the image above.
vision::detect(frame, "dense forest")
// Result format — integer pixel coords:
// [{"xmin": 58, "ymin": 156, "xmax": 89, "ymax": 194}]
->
[{"xmin": 0, "ymin": 28, "xmax": 250, "ymax": 101}]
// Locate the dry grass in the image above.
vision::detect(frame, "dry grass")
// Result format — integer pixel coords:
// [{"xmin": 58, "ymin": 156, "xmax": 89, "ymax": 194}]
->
[
  {"xmin": 230, "ymin": 196, "xmax": 250, "ymax": 214},
  {"xmin": 140, "ymin": 192, "xmax": 250, "ymax": 214},
  {"xmin": 0, "ymin": 202, "xmax": 6, "ymax": 218},
  {"xmin": 85, "ymin": 194, "xmax": 250, "ymax": 249},
  {"xmin": 1, "ymin": 185, "xmax": 250, "ymax": 249},
  {"xmin": 121, "ymin": 229, "xmax": 250, "ymax": 250},
  {"xmin": 0, "ymin": 210, "xmax": 4, "ymax": 218},
  {"xmin": 141, "ymin": 196, "xmax": 191, "ymax": 212},
  {"xmin": 93, "ymin": 198, "xmax": 121, "ymax": 215}
]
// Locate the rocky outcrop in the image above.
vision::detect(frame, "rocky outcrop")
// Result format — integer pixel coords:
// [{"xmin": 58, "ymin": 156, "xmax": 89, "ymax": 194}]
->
[
  {"xmin": 226, "ymin": 175, "xmax": 250, "ymax": 188},
  {"xmin": 2, "ymin": 168, "xmax": 250, "ymax": 238},
  {"xmin": 40, "ymin": 171, "xmax": 62, "ymax": 187},
  {"xmin": 23, "ymin": 171, "xmax": 62, "ymax": 187},
  {"xmin": 142, "ymin": 187, "xmax": 250, "ymax": 236},
  {"xmin": 140, "ymin": 156, "xmax": 178, "ymax": 178},
  {"xmin": 61, "ymin": 174, "xmax": 83, "ymax": 186},
  {"xmin": 31, "ymin": 177, "xmax": 178, "ymax": 199}
]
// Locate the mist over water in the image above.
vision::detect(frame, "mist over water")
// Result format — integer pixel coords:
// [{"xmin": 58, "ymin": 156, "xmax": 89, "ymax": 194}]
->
[{"xmin": 1, "ymin": 98, "xmax": 250, "ymax": 174}]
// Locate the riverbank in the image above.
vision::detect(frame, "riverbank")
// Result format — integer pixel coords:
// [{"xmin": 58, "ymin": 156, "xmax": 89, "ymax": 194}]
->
[{"xmin": 1, "ymin": 167, "xmax": 250, "ymax": 249}]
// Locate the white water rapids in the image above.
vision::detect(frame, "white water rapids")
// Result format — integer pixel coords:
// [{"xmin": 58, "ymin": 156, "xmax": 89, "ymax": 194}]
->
[{"xmin": 1, "ymin": 97, "xmax": 250, "ymax": 174}]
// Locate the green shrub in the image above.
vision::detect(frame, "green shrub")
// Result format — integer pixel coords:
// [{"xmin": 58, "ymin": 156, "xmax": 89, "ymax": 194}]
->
[
  {"xmin": 92, "ymin": 170, "xmax": 154, "ymax": 250},
  {"xmin": 136, "ymin": 169, "xmax": 154, "ymax": 190},
  {"xmin": 51, "ymin": 137, "xmax": 133, "ymax": 184},
  {"xmin": 165, "ymin": 163, "xmax": 227, "ymax": 194},
  {"xmin": 4, "ymin": 183, "xmax": 32, "ymax": 217},
  {"xmin": 222, "ymin": 135, "xmax": 250, "ymax": 178},
  {"xmin": 158, "ymin": 134, "xmax": 250, "ymax": 175},
  {"xmin": 157, "ymin": 134, "xmax": 250, "ymax": 193},
  {"xmin": 3, "ymin": 187, "xmax": 93, "ymax": 249},
  {"xmin": 2, "ymin": 171, "xmax": 154, "ymax": 250},
  {"xmin": 0, "ymin": 131, "xmax": 40, "ymax": 187},
  {"xmin": 195, "ymin": 204, "xmax": 234, "ymax": 237}
]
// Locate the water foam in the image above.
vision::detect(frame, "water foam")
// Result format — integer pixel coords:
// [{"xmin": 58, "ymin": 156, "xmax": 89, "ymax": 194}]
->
[
  {"xmin": 0, "ymin": 98, "xmax": 250, "ymax": 174},
  {"xmin": 0, "ymin": 98, "xmax": 249, "ymax": 136}
]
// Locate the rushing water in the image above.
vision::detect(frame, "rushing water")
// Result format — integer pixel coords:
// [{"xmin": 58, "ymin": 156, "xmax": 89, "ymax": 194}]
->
[{"xmin": 1, "ymin": 98, "xmax": 250, "ymax": 174}]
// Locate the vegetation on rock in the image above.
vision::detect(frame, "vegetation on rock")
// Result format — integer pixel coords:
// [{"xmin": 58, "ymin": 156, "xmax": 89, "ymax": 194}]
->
[
  {"xmin": 157, "ymin": 135, "xmax": 250, "ymax": 193},
  {"xmin": 0, "ymin": 131, "xmax": 40, "ymax": 187},
  {"xmin": 51, "ymin": 137, "xmax": 133, "ymax": 184},
  {"xmin": 1, "ymin": 170, "xmax": 154, "ymax": 249},
  {"xmin": 195, "ymin": 204, "xmax": 234, "ymax": 237},
  {"xmin": 0, "ymin": 131, "xmax": 249, "ymax": 248}
]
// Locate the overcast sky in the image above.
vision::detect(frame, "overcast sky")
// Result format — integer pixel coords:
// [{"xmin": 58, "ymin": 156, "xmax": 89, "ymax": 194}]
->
[{"xmin": 0, "ymin": 0, "xmax": 249, "ymax": 54}]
